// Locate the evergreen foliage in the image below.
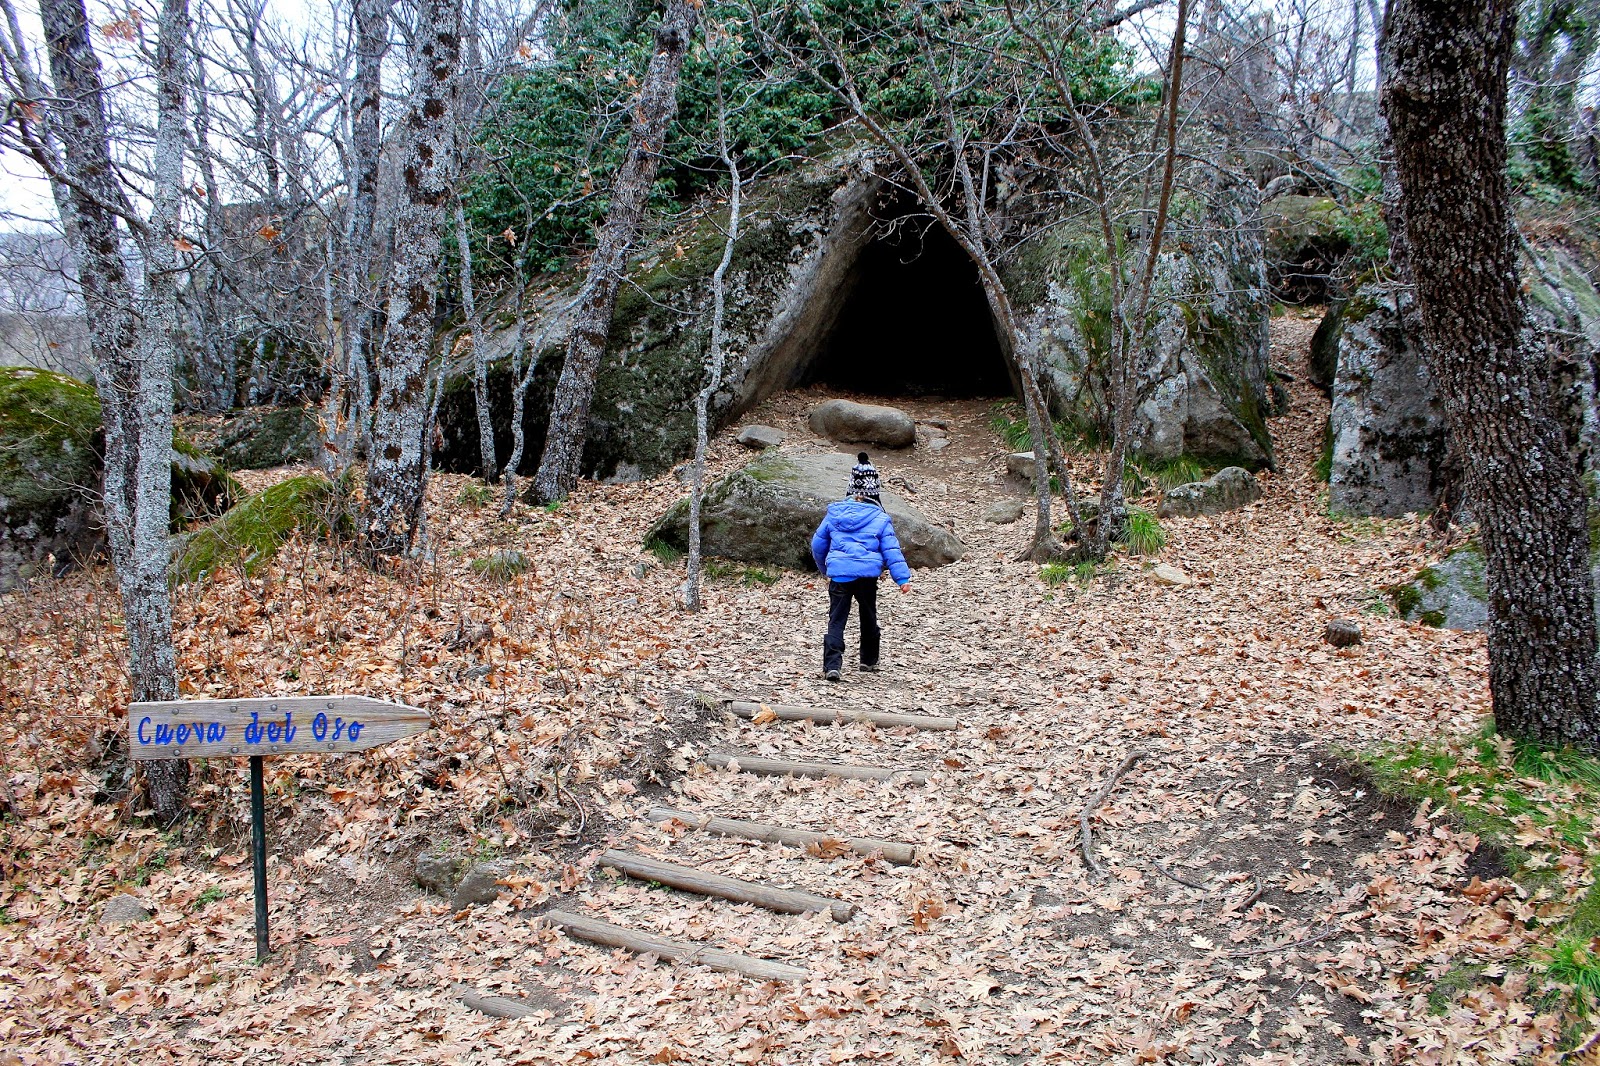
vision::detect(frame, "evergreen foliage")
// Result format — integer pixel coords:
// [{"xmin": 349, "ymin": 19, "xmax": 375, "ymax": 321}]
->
[{"xmin": 464, "ymin": 0, "xmax": 1135, "ymax": 277}]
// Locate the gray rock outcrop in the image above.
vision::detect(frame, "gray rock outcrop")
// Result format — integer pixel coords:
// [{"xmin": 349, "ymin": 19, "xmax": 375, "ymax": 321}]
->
[
  {"xmin": 1157, "ymin": 467, "xmax": 1262, "ymax": 518},
  {"xmin": 1320, "ymin": 283, "xmax": 1453, "ymax": 517},
  {"xmin": 1016, "ymin": 172, "xmax": 1278, "ymax": 470},
  {"xmin": 1389, "ymin": 540, "xmax": 1600, "ymax": 632},
  {"xmin": 1318, "ymin": 244, "xmax": 1600, "ymax": 518},
  {"xmin": 648, "ymin": 450, "xmax": 964, "ymax": 571},
  {"xmin": 807, "ymin": 399, "xmax": 915, "ymax": 448},
  {"xmin": 1, "ymin": 367, "xmax": 239, "ymax": 591},
  {"xmin": 436, "ymin": 141, "xmax": 1282, "ymax": 484}
]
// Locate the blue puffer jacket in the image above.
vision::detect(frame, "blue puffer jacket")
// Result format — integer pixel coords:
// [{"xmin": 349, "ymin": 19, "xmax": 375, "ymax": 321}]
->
[{"xmin": 810, "ymin": 499, "xmax": 912, "ymax": 584}]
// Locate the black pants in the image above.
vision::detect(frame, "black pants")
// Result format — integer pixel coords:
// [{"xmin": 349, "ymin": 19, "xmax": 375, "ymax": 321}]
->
[{"xmin": 824, "ymin": 577, "xmax": 880, "ymax": 673}]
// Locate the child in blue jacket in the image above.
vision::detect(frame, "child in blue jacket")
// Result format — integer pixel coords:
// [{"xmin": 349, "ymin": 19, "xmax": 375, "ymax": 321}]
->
[{"xmin": 810, "ymin": 454, "xmax": 912, "ymax": 680}]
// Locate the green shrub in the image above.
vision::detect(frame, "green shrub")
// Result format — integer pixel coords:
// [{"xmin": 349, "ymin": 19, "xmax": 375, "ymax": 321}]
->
[
  {"xmin": 1121, "ymin": 508, "xmax": 1166, "ymax": 556},
  {"xmin": 471, "ymin": 550, "xmax": 530, "ymax": 582},
  {"xmin": 1038, "ymin": 561, "xmax": 1072, "ymax": 586},
  {"xmin": 645, "ymin": 538, "xmax": 684, "ymax": 566},
  {"xmin": 457, "ymin": 483, "xmax": 495, "ymax": 508}
]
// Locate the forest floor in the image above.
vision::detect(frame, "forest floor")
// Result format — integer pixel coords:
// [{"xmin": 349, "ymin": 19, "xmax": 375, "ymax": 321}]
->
[{"xmin": 0, "ymin": 312, "xmax": 1584, "ymax": 1064}]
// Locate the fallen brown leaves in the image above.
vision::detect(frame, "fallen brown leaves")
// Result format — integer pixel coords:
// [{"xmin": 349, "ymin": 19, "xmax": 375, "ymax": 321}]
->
[{"xmin": 0, "ymin": 314, "xmax": 1583, "ymax": 1063}]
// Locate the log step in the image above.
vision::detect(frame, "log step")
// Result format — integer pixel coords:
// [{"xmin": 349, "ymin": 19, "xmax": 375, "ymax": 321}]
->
[
  {"xmin": 599, "ymin": 848, "xmax": 856, "ymax": 922},
  {"xmin": 704, "ymin": 752, "xmax": 929, "ymax": 786},
  {"xmin": 721, "ymin": 698, "xmax": 962, "ymax": 731},
  {"xmin": 649, "ymin": 806, "xmax": 919, "ymax": 866},
  {"xmin": 543, "ymin": 910, "xmax": 807, "ymax": 982},
  {"xmin": 456, "ymin": 985, "xmax": 544, "ymax": 1019}
]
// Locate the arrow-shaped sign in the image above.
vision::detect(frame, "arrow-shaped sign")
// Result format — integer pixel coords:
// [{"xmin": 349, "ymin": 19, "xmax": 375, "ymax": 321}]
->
[{"xmin": 128, "ymin": 695, "xmax": 430, "ymax": 760}]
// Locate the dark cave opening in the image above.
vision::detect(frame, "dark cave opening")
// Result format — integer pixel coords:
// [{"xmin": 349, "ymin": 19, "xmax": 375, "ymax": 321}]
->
[{"xmin": 804, "ymin": 221, "xmax": 1015, "ymax": 398}]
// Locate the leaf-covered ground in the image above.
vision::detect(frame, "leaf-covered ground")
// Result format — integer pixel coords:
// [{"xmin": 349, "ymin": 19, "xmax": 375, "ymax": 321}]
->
[{"xmin": 0, "ymin": 313, "xmax": 1586, "ymax": 1063}]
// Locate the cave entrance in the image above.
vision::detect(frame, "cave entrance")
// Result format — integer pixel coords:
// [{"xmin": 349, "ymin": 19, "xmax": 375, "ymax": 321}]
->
[{"xmin": 804, "ymin": 221, "xmax": 1014, "ymax": 398}]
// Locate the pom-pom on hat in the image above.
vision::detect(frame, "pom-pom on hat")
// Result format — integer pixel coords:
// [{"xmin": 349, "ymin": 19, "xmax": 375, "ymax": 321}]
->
[{"xmin": 849, "ymin": 452, "xmax": 881, "ymax": 504}]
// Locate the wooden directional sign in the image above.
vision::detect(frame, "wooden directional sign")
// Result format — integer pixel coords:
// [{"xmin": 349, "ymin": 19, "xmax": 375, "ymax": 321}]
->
[{"xmin": 128, "ymin": 695, "xmax": 430, "ymax": 761}]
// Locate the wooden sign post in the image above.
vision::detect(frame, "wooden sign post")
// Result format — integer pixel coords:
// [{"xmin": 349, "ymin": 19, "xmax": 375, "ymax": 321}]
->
[{"xmin": 129, "ymin": 695, "xmax": 430, "ymax": 962}]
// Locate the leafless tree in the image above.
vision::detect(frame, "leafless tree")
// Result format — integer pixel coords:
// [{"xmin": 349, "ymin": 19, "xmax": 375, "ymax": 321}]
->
[
  {"xmin": 0, "ymin": 230, "xmax": 90, "ymax": 374},
  {"xmin": 530, "ymin": 0, "xmax": 701, "ymax": 503},
  {"xmin": 683, "ymin": 57, "xmax": 743, "ymax": 612}
]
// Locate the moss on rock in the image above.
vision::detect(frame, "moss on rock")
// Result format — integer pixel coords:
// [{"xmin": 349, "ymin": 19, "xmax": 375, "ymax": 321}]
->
[
  {"xmin": 173, "ymin": 474, "xmax": 345, "ymax": 582},
  {"xmin": 0, "ymin": 367, "xmax": 103, "ymax": 589},
  {"xmin": 1389, "ymin": 539, "xmax": 1599, "ymax": 631}
]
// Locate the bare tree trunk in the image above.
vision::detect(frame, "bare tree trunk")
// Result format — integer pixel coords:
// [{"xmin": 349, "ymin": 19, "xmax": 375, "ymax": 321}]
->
[
  {"xmin": 1091, "ymin": 0, "xmax": 1190, "ymax": 558},
  {"xmin": 684, "ymin": 79, "xmax": 741, "ymax": 612},
  {"xmin": 38, "ymin": 0, "xmax": 188, "ymax": 818},
  {"xmin": 329, "ymin": 0, "xmax": 387, "ymax": 471},
  {"xmin": 455, "ymin": 199, "xmax": 497, "ymax": 482},
  {"xmin": 362, "ymin": 0, "xmax": 464, "ymax": 556},
  {"xmin": 530, "ymin": 0, "xmax": 700, "ymax": 503},
  {"xmin": 1384, "ymin": 0, "xmax": 1600, "ymax": 750}
]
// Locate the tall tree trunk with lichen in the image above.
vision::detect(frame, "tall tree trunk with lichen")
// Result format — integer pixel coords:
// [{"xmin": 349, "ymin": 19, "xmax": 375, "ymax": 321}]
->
[
  {"xmin": 362, "ymin": 0, "xmax": 464, "ymax": 556},
  {"xmin": 1383, "ymin": 0, "xmax": 1600, "ymax": 750},
  {"xmin": 37, "ymin": 0, "xmax": 189, "ymax": 819},
  {"xmin": 531, "ymin": 0, "xmax": 700, "ymax": 503}
]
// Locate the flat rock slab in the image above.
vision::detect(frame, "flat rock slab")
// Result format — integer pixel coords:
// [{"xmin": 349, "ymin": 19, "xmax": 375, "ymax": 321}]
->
[
  {"xmin": 648, "ymin": 450, "xmax": 964, "ymax": 571},
  {"xmin": 807, "ymin": 399, "xmax": 915, "ymax": 448},
  {"xmin": 1150, "ymin": 563, "xmax": 1192, "ymax": 586},
  {"xmin": 984, "ymin": 499, "xmax": 1025, "ymax": 524},
  {"xmin": 1158, "ymin": 467, "xmax": 1262, "ymax": 518},
  {"xmin": 736, "ymin": 425, "xmax": 785, "ymax": 450}
]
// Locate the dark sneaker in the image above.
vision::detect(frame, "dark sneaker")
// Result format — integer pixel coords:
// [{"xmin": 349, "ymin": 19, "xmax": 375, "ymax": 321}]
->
[
  {"xmin": 859, "ymin": 664, "xmax": 880, "ymax": 673},
  {"xmin": 824, "ymin": 669, "xmax": 841, "ymax": 681}
]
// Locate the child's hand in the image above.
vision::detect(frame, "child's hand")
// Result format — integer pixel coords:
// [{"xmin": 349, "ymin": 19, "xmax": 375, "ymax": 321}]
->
[{"xmin": 899, "ymin": 582, "xmax": 911, "ymax": 595}]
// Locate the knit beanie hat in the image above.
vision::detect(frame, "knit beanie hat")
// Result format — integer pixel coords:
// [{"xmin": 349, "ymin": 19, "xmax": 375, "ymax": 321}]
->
[{"xmin": 849, "ymin": 452, "xmax": 881, "ymax": 504}]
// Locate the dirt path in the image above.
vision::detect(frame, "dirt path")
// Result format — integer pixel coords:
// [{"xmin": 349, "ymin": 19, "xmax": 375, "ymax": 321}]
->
[
  {"xmin": 503, "ymin": 313, "xmax": 1503, "ymax": 1063},
  {"xmin": 3, "ymin": 314, "xmax": 1522, "ymax": 1065}
]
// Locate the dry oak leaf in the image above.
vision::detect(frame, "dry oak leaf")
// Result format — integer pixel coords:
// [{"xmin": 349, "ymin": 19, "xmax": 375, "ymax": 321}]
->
[{"xmin": 805, "ymin": 837, "xmax": 850, "ymax": 860}]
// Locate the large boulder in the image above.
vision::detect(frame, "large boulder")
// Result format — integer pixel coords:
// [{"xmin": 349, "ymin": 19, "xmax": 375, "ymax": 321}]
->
[
  {"xmin": 1, "ymin": 369, "xmax": 238, "ymax": 591},
  {"xmin": 1157, "ymin": 467, "xmax": 1262, "ymax": 518},
  {"xmin": 648, "ymin": 450, "xmax": 964, "ymax": 570},
  {"xmin": 806, "ymin": 399, "xmax": 915, "ymax": 448},
  {"xmin": 435, "ymin": 138, "xmax": 1281, "ymax": 484},
  {"xmin": 173, "ymin": 473, "xmax": 341, "ymax": 582},
  {"xmin": 1319, "ymin": 244, "xmax": 1600, "ymax": 518},
  {"xmin": 736, "ymin": 425, "xmax": 785, "ymax": 450},
  {"xmin": 1322, "ymin": 283, "xmax": 1454, "ymax": 517},
  {"xmin": 1014, "ymin": 171, "xmax": 1278, "ymax": 470}
]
